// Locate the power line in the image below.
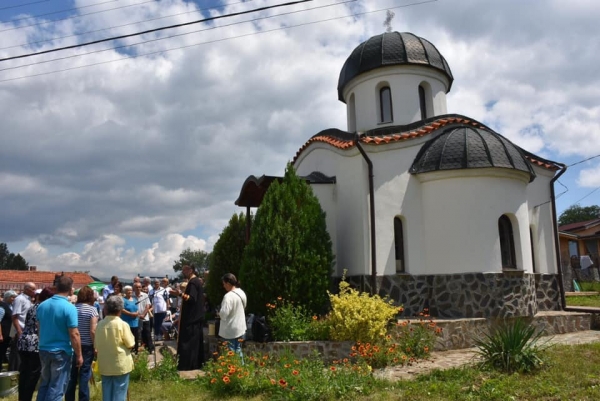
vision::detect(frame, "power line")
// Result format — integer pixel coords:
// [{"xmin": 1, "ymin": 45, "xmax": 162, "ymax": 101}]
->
[
  {"xmin": 0, "ymin": 0, "xmax": 439, "ymax": 83},
  {"xmin": 572, "ymin": 186, "xmax": 600, "ymax": 205},
  {"xmin": 0, "ymin": 0, "xmax": 154, "ymax": 33},
  {"xmin": 0, "ymin": 0, "xmax": 314, "ymax": 62},
  {"xmin": 0, "ymin": 0, "xmax": 50, "ymax": 12},
  {"xmin": 0, "ymin": 0, "xmax": 356, "ymax": 73},
  {"xmin": 568, "ymin": 154, "xmax": 600, "ymax": 168},
  {"xmin": 0, "ymin": 0, "xmax": 253, "ymax": 51},
  {"xmin": 8, "ymin": 0, "xmax": 119, "ymax": 23}
]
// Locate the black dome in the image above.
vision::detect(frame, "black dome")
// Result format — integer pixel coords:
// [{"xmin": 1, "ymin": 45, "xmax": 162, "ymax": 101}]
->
[
  {"xmin": 337, "ymin": 32, "xmax": 454, "ymax": 102},
  {"xmin": 409, "ymin": 126, "xmax": 536, "ymax": 182}
]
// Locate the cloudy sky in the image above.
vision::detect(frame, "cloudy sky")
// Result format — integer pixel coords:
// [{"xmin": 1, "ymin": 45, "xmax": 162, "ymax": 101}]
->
[{"xmin": 1, "ymin": 0, "xmax": 599, "ymax": 279}]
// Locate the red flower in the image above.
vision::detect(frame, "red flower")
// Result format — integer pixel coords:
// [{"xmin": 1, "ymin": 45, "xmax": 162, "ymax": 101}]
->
[
  {"xmin": 292, "ymin": 370, "xmax": 299, "ymax": 376},
  {"xmin": 222, "ymin": 376, "xmax": 230, "ymax": 384},
  {"xmin": 279, "ymin": 379, "xmax": 287, "ymax": 387}
]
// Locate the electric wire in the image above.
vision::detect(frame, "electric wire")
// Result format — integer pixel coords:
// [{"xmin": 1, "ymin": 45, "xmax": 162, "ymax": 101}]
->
[
  {"xmin": 1, "ymin": 0, "xmax": 155, "ymax": 33},
  {"xmin": 0, "ymin": 0, "xmax": 356, "ymax": 73},
  {"xmin": 568, "ymin": 154, "xmax": 600, "ymax": 168},
  {"xmin": 0, "ymin": 0, "xmax": 50, "ymax": 12},
  {"xmin": 572, "ymin": 187, "xmax": 600, "ymax": 205},
  {"xmin": 0, "ymin": 0, "xmax": 438, "ymax": 83},
  {"xmin": 0, "ymin": 0, "xmax": 253, "ymax": 51},
  {"xmin": 8, "ymin": 0, "xmax": 119, "ymax": 23},
  {"xmin": 0, "ymin": 0, "xmax": 314, "ymax": 62}
]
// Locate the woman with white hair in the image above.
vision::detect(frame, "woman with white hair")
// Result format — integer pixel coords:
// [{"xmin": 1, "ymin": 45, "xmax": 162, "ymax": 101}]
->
[
  {"xmin": 95, "ymin": 295, "xmax": 135, "ymax": 401},
  {"xmin": 0, "ymin": 290, "xmax": 16, "ymax": 372},
  {"xmin": 120, "ymin": 285, "xmax": 140, "ymax": 354}
]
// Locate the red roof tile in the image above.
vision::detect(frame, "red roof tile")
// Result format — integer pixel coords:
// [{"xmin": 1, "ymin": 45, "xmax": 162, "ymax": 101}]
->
[
  {"xmin": 293, "ymin": 116, "xmax": 564, "ymax": 172},
  {"xmin": 0, "ymin": 270, "xmax": 95, "ymax": 291},
  {"xmin": 559, "ymin": 218, "xmax": 600, "ymax": 232}
]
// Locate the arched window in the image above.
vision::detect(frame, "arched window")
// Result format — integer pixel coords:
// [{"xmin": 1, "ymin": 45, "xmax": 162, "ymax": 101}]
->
[
  {"xmin": 348, "ymin": 93, "xmax": 356, "ymax": 132},
  {"xmin": 419, "ymin": 85, "xmax": 427, "ymax": 120},
  {"xmin": 380, "ymin": 86, "xmax": 393, "ymax": 123},
  {"xmin": 499, "ymin": 215, "xmax": 516, "ymax": 269},
  {"xmin": 394, "ymin": 217, "xmax": 405, "ymax": 272},
  {"xmin": 530, "ymin": 227, "xmax": 536, "ymax": 273}
]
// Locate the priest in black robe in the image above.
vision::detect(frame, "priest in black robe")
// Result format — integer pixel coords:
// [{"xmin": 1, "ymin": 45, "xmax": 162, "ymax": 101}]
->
[{"xmin": 176, "ymin": 264, "xmax": 205, "ymax": 370}]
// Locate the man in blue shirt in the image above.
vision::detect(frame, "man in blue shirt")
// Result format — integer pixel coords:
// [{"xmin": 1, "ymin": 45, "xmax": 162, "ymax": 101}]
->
[
  {"xmin": 102, "ymin": 275, "xmax": 119, "ymax": 302},
  {"xmin": 36, "ymin": 275, "xmax": 83, "ymax": 401}
]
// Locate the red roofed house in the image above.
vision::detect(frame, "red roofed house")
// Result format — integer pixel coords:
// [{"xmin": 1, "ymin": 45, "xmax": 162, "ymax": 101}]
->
[
  {"xmin": 0, "ymin": 267, "xmax": 94, "ymax": 294},
  {"xmin": 559, "ymin": 218, "xmax": 600, "ymax": 274}
]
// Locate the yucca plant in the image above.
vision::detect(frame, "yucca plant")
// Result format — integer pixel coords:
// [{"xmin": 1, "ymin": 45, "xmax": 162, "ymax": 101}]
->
[{"xmin": 474, "ymin": 318, "xmax": 551, "ymax": 373}]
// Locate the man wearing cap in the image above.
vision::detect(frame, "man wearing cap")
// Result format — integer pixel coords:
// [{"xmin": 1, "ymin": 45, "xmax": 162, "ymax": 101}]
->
[{"xmin": 10, "ymin": 282, "xmax": 36, "ymax": 371}]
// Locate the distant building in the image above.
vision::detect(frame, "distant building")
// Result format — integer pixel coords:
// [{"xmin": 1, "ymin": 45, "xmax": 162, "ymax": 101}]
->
[{"xmin": 0, "ymin": 268, "xmax": 94, "ymax": 293}]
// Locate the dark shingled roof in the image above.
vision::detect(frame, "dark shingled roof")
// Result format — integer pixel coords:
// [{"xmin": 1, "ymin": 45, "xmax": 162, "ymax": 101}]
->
[
  {"xmin": 409, "ymin": 126, "xmax": 536, "ymax": 182},
  {"xmin": 337, "ymin": 32, "xmax": 454, "ymax": 102}
]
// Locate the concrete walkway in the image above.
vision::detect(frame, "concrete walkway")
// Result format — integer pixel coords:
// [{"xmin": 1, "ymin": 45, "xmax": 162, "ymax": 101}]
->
[
  {"xmin": 153, "ymin": 330, "xmax": 600, "ymax": 381},
  {"xmin": 375, "ymin": 330, "xmax": 600, "ymax": 381}
]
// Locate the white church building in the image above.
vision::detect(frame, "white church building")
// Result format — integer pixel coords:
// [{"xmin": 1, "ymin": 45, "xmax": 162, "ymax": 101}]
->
[{"xmin": 237, "ymin": 32, "xmax": 567, "ymax": 318}]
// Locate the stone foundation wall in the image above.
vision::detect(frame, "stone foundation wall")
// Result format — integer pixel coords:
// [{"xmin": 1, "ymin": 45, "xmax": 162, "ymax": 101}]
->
[
  {"xmin": 344, "ymin": 272, "xmax": 561, "ymax": 319},
  {"xmin": 206, "ymin": 311, "xmax": 589, "ymax": 355}
]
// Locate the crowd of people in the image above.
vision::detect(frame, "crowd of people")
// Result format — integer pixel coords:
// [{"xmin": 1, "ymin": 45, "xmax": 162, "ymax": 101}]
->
[{"xmin": 0, "ymin": 267, "xmax": 248, "ymax": 401}]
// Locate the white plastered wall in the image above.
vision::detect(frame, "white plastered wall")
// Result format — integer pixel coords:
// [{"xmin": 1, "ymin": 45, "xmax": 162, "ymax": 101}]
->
[
  {"xmin": 526, "ymin": 166, "xmax": 559, "ymax": 274},
  {"xmin": 294, "ymin": 145, "xmax": 370, "ymax": 277},
  {"xmin": 417, "ymin": 169, "xmax": 532, "ymax": 274},
  {"xmin": 343, "ymin": 66, "xmax": 449, "ymax": 132}
]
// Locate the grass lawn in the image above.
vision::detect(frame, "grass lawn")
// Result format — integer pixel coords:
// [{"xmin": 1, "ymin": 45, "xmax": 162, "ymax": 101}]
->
[
  {"xmin": 8, "ymin": 342, "xmax": 600, "ymax": 401},
  {"xmin": 566, "ymin": 295, "xmax": 600, "ymax": 307}
]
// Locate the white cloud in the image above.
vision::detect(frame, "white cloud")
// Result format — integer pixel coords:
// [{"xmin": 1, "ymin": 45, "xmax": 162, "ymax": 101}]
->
[
  {"xmin": 578, "ymin": 163, "xmax": 600, "ymax": 188},
  {"xmin": 20, "ymin": 233, "xmax": 208, "ymax": 278}
]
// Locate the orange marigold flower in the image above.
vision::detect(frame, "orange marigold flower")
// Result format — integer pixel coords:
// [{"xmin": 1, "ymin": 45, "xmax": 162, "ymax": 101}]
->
[
  {"xmin": 424, "ymin": 346, "xmax": 429, "ymax": 353},
  {"xmin": 210, "ymin": 378, "xmax": 217, "ymax": 384},
  {"xmin": 343, "ymin": 358, "xmax": 349, "ymax": 363},
  {"xmin": 292, "ymin": 370, "xmax": 299, "ymax": 376},
  {"xmin": 349, "ymin": 352, "xmax": 356, "ymax": 357},
  {"xmin": 227, "ymin": 351, "xmax": 234, "ymax": 356},
  {"xmin": 279, "ymin": 379, "xmax": 287, "ymax": 387},
  {"xmin": 222, "ymin": 376, "xmax": 230, "ymax": 384},
  {"xmin": 294, "ymin": 360, "xmax": 300, "ymax": 364},
  {"xmin": 312, "ymin": 315, "xmax": 318, "ymax": 320},
  {"xmin": 330, "ymin": 366, "xmax": 336, "ymax": 371},
  {"xmin": 351, "ymin": 346, "xmax": 356, "ymax": 351},
  {"xmin": 259, "ymin": 362, "xmax": 265, "ymax": 367},
  {"xmin": 393, "ymin": 358, "xmax": 399, "ymax": 363},
  {"xmin": 398, "ymin": 306, "xmax": 404, "ymax": 312},
  {"xmin": 277, "ymin": 296, "xmax": 282, "ymax": 301},
  {"xmin": 270, "ymin": 378, "xmax": 276, "ymax": 385},
  {"xmin": 402, "ymin": 355, "xmax": 407, "ymax": 360},
  {"xmin": 263, "ymin": 355, "xmax": 269, "ymax": 360},
  {"xmin": 237, "ymin": 374, "xmax": 243, "ymax": 379},
  {"xmin": 284, "ymin": 364, "xmax": 291, "ymax": 368},
  {"xmin": 212, "ymin": 352, "xmax": 218, "ymax": 356},
  {"xmin": 436, "ymin": 327, "xmax": 443, "ymax": 334},
  {"xmin": 217, "ymin": 369, "xmax": 223, "ymax": 373},
  {"xmin": 229, "ymin": 368, "xmax": 236, "ymax": 374}
]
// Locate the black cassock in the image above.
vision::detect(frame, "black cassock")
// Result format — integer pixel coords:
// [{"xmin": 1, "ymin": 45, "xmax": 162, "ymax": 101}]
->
[{"xmin": 177, "ymin": 276, "xmax": 205, "ymax": 371}]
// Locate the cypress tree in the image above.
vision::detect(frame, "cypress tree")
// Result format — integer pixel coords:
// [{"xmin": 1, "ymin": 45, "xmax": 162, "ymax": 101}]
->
[
  {"xmin": 240, "ymin": 163, "xmax": 333, "ymax": 315},
  {"xmin": 206, "ymin": 212, "xmax": 251, "ymax": 307}
]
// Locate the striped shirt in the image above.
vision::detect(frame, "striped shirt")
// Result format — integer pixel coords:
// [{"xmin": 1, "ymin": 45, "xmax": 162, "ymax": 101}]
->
[{"xmin": 76, "ymin": 303, "xmax": 99, "ymax": 346}]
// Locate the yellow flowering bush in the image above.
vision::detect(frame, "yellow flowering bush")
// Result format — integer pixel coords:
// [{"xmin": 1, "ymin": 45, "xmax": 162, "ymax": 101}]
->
[{"xmin": 328, "ymin": 275, "xmax": 400, "ymax": 343}]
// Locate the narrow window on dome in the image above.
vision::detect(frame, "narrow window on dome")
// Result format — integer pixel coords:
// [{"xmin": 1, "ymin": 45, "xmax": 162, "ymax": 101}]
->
[
  {"xmin": 394, "ymin": 217, "xmax": 405, "ymax": 273},
  {"xmin": 419, "ymin": 85, "xmax": 427, "ymax": 120},
  {"xmin": 499, "ymin": 215, "xmax": 516, "ymax": 269},
  {"xmin": 380, "ymin": 86, "xmax": 393, "ymax": 123}
]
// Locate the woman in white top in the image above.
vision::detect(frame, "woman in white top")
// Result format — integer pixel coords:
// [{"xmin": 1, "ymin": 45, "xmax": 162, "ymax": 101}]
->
[{"xmin": 218, "ymin": 273, "xmax": 247, "ymax": 360}]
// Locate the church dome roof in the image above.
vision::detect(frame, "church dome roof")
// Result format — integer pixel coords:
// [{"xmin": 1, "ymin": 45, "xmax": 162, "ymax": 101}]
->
[
  {"xmin": 409, "ymin": 126, "xmax": 536, "ymax": 182},
  {"xmin": 337, "ymin": 31, "xmax": 454, "ymax": 102}
]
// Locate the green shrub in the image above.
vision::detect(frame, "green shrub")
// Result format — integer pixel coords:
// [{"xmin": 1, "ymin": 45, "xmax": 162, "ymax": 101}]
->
[
  {"xmin": 130, "ymin": 351, "xmax": 151, "ymax": 382},
  {"xmin": 328, "ymin": 276, "xmax": 400, "ymax": 343},
  {"xmin": 150, "ymin": 347, "xmax": 181, "ymax": 381},
  {"xmin": 206, "ymin": 212, "xmax": 251, "ymax": 307},
  {"xmin": 240, "ymin": 163, "xmax": 333, "ymax": 316},
  {"xmin": 267, "ymin": 298, "xmax": 312, "ymax": 341},
  {"xmin": 474, "ymin": 318, "xmax": 550, "ymax": 373},
  {"xmin": 579, "ymin": 281, "xmax": 600, "ymax": 292}
]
